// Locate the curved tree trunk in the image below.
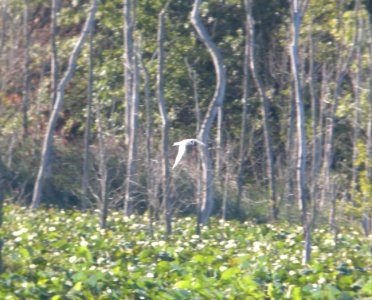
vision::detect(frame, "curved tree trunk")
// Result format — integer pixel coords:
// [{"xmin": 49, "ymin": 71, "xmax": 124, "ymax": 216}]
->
[
  {"xmin": 30, "ymin": 0, "xmax": 98, "ymax": 209},
  {"xmin": 191, "ymin": 0, "xmax": 226, "ymax": 224}
]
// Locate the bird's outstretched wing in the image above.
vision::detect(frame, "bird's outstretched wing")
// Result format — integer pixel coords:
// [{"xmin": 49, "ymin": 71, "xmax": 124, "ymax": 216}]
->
[{"xmin": 172, "ymin": 144, "xmax": 187, "ymax": 169}]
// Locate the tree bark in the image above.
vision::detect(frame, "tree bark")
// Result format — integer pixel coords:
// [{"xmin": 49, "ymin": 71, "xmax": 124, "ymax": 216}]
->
[
  {"xmin": 157, "ymin": 3, "xmax": 171, "ymax": 235},
  {"xmin": 82, "ymin": 23, "xmax": 94, "ymax": 212},
  {"xmin": 124, "ymin": 42, "xmax": 140, "ymax": 216},
  {"xmin": 138, "ymin": 36, "xmax": 156, "ymax": 229},
  {"xmin": 289, "ymin": 0, "xmax": 309, "ymax": 264},
  {"xmin": 31, "ymin": 0, "xmax": 98, "ymax": 209},
  {"xmin": 22, "ymin": 0, "xmax": 30, "ymax": 137},
  {"xmin": 50, "ymin": 0, "xmax": 58, "ymax": 109},
  {"xmin": 123, "ymin": 0, "xmax": 139, "ymax": 216},
  {"xmin": 236, "ymin": 13, "xmax": 250, "ymax": 217},
  {"xmin": 245, "ymin": 0, "xmax": 278, "ymax": 220},
  {"xmin": 96, "ymin": 96, "xmax": 108, "ymax": 229},
  {"xmin": 123, "ymin": 0, "xmax": 134, "ymax": 145},
  {"xmin": 351, "ymin": 1, "xmax": 362, "ymax": 204},
  {"xmin": 191, "ymin": 0, "xmax": 226, "ymax": 224}
]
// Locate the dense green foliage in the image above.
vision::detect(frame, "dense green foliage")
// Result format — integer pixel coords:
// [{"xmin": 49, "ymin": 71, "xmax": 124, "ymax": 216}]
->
[{"xmin": 1, "ymin": 205, "xmax": 371, "ymax": 299}]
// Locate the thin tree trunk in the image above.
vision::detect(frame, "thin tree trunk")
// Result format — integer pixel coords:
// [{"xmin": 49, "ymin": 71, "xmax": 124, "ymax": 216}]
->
[
  {"xmin": 190, "ymin": 0, "xmax": 226, "ymax": 224},
  {"xmin": 351, "ymin": 1, "xmax": 362, "ymax": 204},
  {"xmin": 289, "ymin": 0, "xmax": 309, "ymax": 264},
  {"xmin": 123, "ymin": 0, "xmax": 134, "ymax": 145},
  {"xmin": 123, "ymin": 0, "xmax": 138, "ymax": 216},
  {"xmin": 157, "ymin": 2, "xmax": 171, "ymax": 235},
  {"xmin": 31, "ymin": 0, "xmax": 98, "ymax": 209},
  {"xmin": 22, "ymin": 0, "xmax": 30, "ymax": 137},
  {"xmin": 364, "ymin": 15, "xmax": 372, "ymax": 239},
  {"xmin": 236, "ymin": 15, "xmax": 250, "ymax": 217},
  {"xmin": 185, "ymin": 59, "xmax": 203, "ymax": 234},
  {"xmin": 245, "ymin": 0, "xmax": 278, "ymax": 220},
  {"xmin": 82, "ymin": 23, "xmax": 94, "ymax": 212},
  {"xmin": 50, "ymin": 0, "xmax": 58, "ymax": 109},
  {"xmin": 138, "ymin": 36, "xmax": 155, "ymax": 232},
  {"xmin": 215, "ymin": 107, "xmax": 223, "ymax": 182},
  {"xmin": 96, "ymin": 96, "xmax": 108, "ymax": 229},
  {"xmin": 287, "ymin": 90, "xmax": 296, "ymax": 204},
  {"xmin": 124, "ymin": 41, "xmax": 140, "ymax": 216}
]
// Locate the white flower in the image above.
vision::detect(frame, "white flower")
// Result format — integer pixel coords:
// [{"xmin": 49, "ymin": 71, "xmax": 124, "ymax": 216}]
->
[
  {"xmin": 252, "ymin": 241, "xmax": 261, "ymax": 252},
  {"xmin": 318, "ymin": 277, "xmax": 326, "ymax": 284},
  {"xmin": 69, "ymin": 256, "xmax": 77, "ymax": 263},
  {"xmin": 13, "ymin": 228, "xmax": 28, "ymax": 236},
  {"xmin": 219, "ymin": 266, "xmax": 228, "ymax": 272},
  {"xmin": 48, "ymin": 226, "xmax": 56, "ymax": 232},
  {"xmin": 288, "ymin": 270, "xmax": 296, "ymax": 276},
  {"xmin": 80, "ymin": 239, "xmax": 89, "ymax": 247},
  {"xmin": 146, "ymin": 272, "xmax": 154, "ymax": 278}
]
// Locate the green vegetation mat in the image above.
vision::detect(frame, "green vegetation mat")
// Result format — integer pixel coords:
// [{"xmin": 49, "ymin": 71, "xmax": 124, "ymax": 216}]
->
[{"xmin": 1, "ymin": 205, "xmax": 371, "ymax": 299}]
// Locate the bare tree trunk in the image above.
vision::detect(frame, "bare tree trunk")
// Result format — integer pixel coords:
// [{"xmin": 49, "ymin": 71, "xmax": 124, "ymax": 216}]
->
[
  {"xmin": 123, "ymin": 0, "xmax": 134, "ymax": 145},
  {"xmin": 22, "ymin": 0, "xmax": 30, "ymax": 137},
  {"xmin": 31, "ymin": 0, "xmax": 98, "ymax": 209},
  {"xmin": 124, "ymin": 42, "xmax": 140, "ymax": 216},
  {"xmin": 82, "ymin": 23, "xmax": 94, "ymax": 212},
  {"xmin": 185, "ymin": 59, "xmax": 203, "ymax": 234},
  {"xmin": 245, "ymin": 0, "xmax": 278, "ymax": 220},
  {"xmin": 364, "ymin": 15, "xmax": 372, "ymax": 239},
  {"xmin": 50, "ymin": 0, "xmax": 58, "ymax": 109},
  {"xmin": 351, "ymin": 2, "xmax": 362, "ymax": 204},
  {"xmin": 308, "ymin": 27, "xmax": 318, "ymax": 204},
  {"xmin": 190, "ymin": 0, "xmax": 226, "ymax": 224},
  {"xmin": 123, "ymin": 0, "xmax": 138, "ymax": 216},
  {"xmin": 215, "ymin": 107, "xmax": 223, "ymax": 182},
  {"xmin": 289, "ymin": 0, "xmax": 309, "ymax": 264},
  {"xmin": 236, "ymin": 15, "xmax": 250, "ymax": 217},
  {"xmin": 96, "ymin": 96, "xmax": 108, "ymax": 229},
  {"xmin": 287, "ymin": 90, "xmax": 296, "ymax": 204},
  {"xmin": 157, "ymin": 3, "xmax": 171, "ymax": 235},
  {"xmin": 138, "ymin": 36, "xmax": 155, "ymax": 232}
]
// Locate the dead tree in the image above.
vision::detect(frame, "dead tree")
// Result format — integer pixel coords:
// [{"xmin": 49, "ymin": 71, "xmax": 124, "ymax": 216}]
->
[
  {"xmin": 31, "ymin": 0, "xmax": 98, "ymax": 209},
  {"xmin": 191, "ymin": 0, "xmax": 226, "ymax": 225}
]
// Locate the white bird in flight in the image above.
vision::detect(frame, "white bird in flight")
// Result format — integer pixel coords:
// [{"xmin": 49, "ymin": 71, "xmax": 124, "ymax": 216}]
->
[{"xmin": 172, "ymin": 138, "xmax": 205, "ymax": 169}]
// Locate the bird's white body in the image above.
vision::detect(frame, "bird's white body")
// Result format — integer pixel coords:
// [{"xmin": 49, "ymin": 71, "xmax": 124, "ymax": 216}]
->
[{"xmin": 172, "ymin": 138, "xmax": 205, "ymax": 169}]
